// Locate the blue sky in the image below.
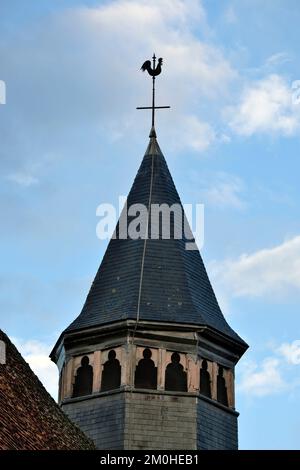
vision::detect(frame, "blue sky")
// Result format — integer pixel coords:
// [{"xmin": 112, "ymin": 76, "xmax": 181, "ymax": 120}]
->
[{"xmin": 1, "ymin": 0, "xmax": 300, "ymax": 449}]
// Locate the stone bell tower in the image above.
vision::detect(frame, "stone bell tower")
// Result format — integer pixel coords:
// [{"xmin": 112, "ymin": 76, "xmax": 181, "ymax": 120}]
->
[{"xmin": 50, "ymin": 56, "xmax": 248, "ymax": 450}]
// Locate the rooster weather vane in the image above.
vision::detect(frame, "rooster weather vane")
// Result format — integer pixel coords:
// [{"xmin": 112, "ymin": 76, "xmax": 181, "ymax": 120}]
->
[{"xmin": 137, "ymin": 54, "xmax": 170, "ymax": 136}]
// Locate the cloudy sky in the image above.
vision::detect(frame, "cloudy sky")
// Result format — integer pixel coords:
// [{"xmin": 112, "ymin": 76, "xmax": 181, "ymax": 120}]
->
[{"xmin": 1, "ymin": 0, "xmax": 300, "ymax": 449}]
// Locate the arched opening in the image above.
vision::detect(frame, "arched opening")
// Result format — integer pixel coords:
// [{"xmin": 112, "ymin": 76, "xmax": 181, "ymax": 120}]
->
[
  {"xmin": 217, "ymin": 365, "xmax": 228, "ymax": 406},
  {"xmin": 134, "ymin": 348, "xmax": 157, "ymax": 389},
  {"xmin": 72, "ymin": 356, "xmax": 93, "ymax": 397},
  {"xmin": 200, "ymin": 359, "xmax": 211, "ymax": 398},
  {"xmin": 101, "ymin": 350, "xmax": 121, "ymax": 391},
  {"xmin": 165, "ymin": 352, "xmax": 187, "ymax": 392}
]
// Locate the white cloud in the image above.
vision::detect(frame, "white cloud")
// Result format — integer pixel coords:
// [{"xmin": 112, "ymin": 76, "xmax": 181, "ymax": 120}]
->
[
  {"xmin": 65, "ymin": 0, "xmax": 235, "ymax": 149},
  {"xmin": 265, "ymin": 52, "xmax": 291, "ymax": 68},
  {"xmin": 71, "ymin": 0, "xmax": 233, "ymax": 99},
  {"xmin": 168, "ymin": 114, "xmax": 215, "ymax": 152},
  {"xmin": 238, "ymin": 340, "xmax": 300, "ymax": 397},
  {"xmin": 229, "ymin": 74, "xmax": 300, "ymax": 136},
  {"xmin": 278, "ymin": 340, "xmax": 300, "ymax": 365},
  {"xmin": 224, "ymin": 5, "xmax": 237, "ymax": 24},
  {"xmin": 238, "ymin": 357, "xmax": 285, "ymax": 397},
  {"xmin": 6, "ymin": 172, "xmax": 39, "ymax": 187},
  {"xmin": 186, "ymin": 117, "xmax": 216, "ymax": 151},
  {"xmin": 5, "ymin": 153, "xmax": 58, "ymax": 187},
  {"xmin": 201, "ymin": 172, "xmax": 245, "ymax": 209},
  {"xmin": 211, "ymin": 235, "xmax": 300, "ymax": 298},
  {"xmin": 0, "ymin": 0, "xmax": 236, "ymax": 181},
  {"xmin": 13, "ymin": 338, "xmax": 58, "ymax": 400}
]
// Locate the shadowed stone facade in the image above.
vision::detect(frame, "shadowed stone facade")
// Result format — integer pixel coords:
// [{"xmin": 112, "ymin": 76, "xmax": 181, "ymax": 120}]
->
[
  {"xmin": 63, "ymin": 390, "xmax": 197, "ymax": 450},
  {"xmin": 51, "ymin": 320, "xmax": 244, "ymax": 449}
]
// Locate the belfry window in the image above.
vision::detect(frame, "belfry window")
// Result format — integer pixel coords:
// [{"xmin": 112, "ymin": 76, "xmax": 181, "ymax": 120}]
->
[
  {"xmin": 101, "ymin": 350, "xmax": 121, "ymax": 391},
  {"xmin": 72, "ymin": 356, "xmax": 93, "ymax": 397},
  {"xmin": 217, "ymin": 365, "xmax": 228, "ymax": 406},
  {"xmin": 165, "ymin": 352, "xmax": 187, "ymax": 392},
  {"xmin": 200, "ymin": 359, "xmax": 211, "ymax": 398},
  {"xmin": 135, "ymin": 348, "xmax": 157, "ymax": 389}
]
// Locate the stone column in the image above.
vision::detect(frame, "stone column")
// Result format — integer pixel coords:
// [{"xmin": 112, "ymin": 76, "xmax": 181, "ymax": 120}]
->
[
  {"xmin": 128, "ymin": 343, "xmax": 136, "ymax": 387},
  {"xmin": 225, "ymin": 368, "xmax": 235, "ymax": 408},
  {"xmin": 121, "ymin": 343, "xmax": 130, "ymax": 387},
  {"xmin": 187, "ymin": 354, "xmax": 199, "ymax": 392},
  {"xmin": 92, "ymin": 350, "xmax": 102, "ymax": 393},
  {"xmin": 157, "ymin": 348, "xmax": 167, "ymax": 391},
  {"xmin": 211, "ymin": 362, "xmax": 218, "ymax": 401},
  {"xmin": 64, "ymin": 357, "xmax": 74, "ymax": 399},
  {"xmin": 58, "ymin": 368, "xmax": 63, "ymax": 403}
]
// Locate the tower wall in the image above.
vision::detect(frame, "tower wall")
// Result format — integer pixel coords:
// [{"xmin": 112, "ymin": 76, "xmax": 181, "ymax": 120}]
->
[
  {"xmin": 62, "ymin": 390, "xmax": 197, "ymax": 450},
  {"xmin": 57, "ymin": 330, "xmax": 242, "ymax": 450},
  {"xmin": 62, "ymin": 392, "xmax": 125, "ymax": 450},
  {"xmin": 197, "ymin": 397, "xmax": 238, "ymax": 450},
  {"xmin": 124, "ymin": 391, "xmax": 197, "ymax": 450}
]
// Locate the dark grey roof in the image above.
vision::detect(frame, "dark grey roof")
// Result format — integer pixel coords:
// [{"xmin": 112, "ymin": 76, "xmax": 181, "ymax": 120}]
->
[{"xmin": 65, "ymin": 135, "xmax": 245, "ymax": 345}]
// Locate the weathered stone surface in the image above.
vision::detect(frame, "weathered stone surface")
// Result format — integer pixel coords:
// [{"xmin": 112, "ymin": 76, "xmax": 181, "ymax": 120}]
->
[
  {"xmin": 124, "ymin": 392, "xmax": 197, "ymax": 450},
  {"xmin": 63, "ymin": 393, "xmax": 125, "ymax": 450},
  {"xmin": 197, "ymin": 397, "xmax": 238, "ymax": 450},
  {"xmin": 63, "ymin": 390, "xmax": 197, "ymax": 450}
]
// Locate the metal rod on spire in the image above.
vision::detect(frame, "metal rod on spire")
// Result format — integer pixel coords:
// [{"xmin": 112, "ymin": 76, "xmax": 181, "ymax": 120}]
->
[
  {"xmin": 152, "ymin": 53, "xmax": 156, "ymax": 128},
  {"xmin": 137, "ymin": 53, "xmax": 170, "ymax": 136}
]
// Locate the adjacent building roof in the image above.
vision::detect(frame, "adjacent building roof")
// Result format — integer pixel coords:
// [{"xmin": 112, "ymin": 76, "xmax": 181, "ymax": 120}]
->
[
  {"xmin": 0, "ymin": 330, "xmax": 94, "ymax": 450},
  {"xmin": 64, "ymin": 134, "xmax": 246, "ymax": 347}
]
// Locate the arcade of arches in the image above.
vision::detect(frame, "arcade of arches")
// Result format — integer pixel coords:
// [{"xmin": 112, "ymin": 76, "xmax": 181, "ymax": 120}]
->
[{"xmin": 60, "ymin": 346, "xmax": 235, "ymax": 409}]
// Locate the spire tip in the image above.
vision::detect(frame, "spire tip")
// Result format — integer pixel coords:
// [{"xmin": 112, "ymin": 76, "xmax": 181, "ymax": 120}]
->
[{"xmin": 149, "ymin": 126, "xmax": 157, "ymax": 138}]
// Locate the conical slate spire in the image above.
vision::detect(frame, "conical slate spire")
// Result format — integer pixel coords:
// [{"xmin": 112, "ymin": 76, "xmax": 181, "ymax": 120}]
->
[{"xmin": 65, "ymin": 135, "xmax": 245, "ymax": 346}]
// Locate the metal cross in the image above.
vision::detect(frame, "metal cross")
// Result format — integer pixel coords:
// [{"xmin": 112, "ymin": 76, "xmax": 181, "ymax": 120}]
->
[{"xmin": 137, "ymin": 53, "xmax": 170, "ymax": 131}]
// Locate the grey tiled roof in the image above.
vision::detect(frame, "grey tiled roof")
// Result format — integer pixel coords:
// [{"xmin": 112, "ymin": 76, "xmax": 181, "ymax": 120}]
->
[{"xmin": 65, "ymin": 136, "xmax": 245, "ymax": 345}]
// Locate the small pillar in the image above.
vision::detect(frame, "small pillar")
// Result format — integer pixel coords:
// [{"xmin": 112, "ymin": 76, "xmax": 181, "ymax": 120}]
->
[
  {"xmin": 65, "ymin": 357, "xmax": 75, "ymax": 399},
  {"xmin": 210, "ymin": 361, "xmax": 218, "ymax": 401},
  {"xmin": 187, "ymin": 354, "xmax": 199, "ymax": 392},
  {"xmin": 157, "ymin": 348, "xmax": 167, "ymax": 390},
  {"xmin": 92, "ymin": 350, "xmax": 102, "ymax": 393},
  {"xmin": 121, "ymin": 343, "xmax": 130, "ymax": 387},
  {"xmin": 129, "ymin": 343, "xmax": 136, "ymax": 387},
  {"xmin": 225, "ymin": 368, "xmax": 235, "ymax": 408}
]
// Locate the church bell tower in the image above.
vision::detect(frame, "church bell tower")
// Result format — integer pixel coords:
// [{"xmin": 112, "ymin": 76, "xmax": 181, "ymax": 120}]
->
[{"xmin": 50, "ymin": 55, "xmax": 248, "ymax": 450}]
